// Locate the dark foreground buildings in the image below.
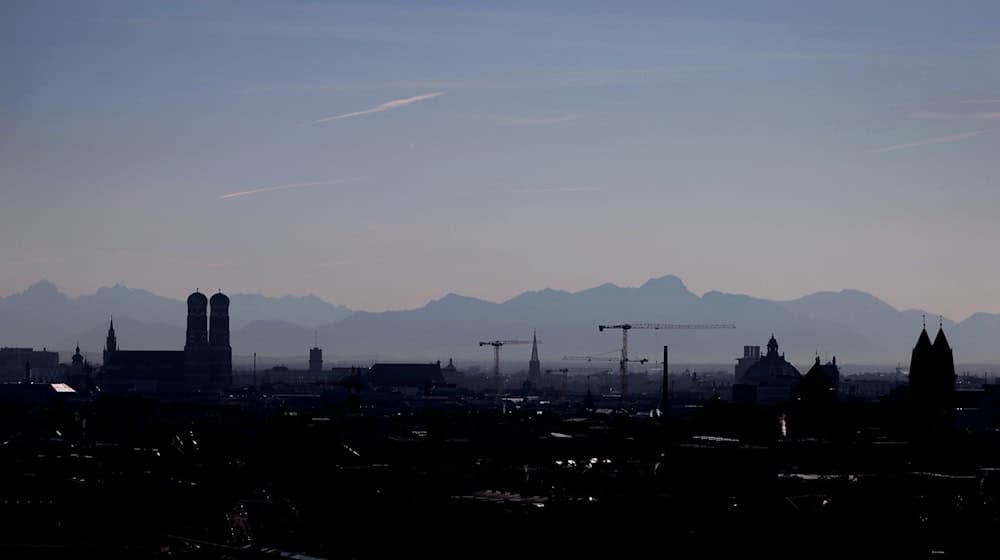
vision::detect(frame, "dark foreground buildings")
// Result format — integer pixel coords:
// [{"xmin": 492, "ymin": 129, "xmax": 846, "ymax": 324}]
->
[
  {"xmin": 0, "ymin": 347, "xmax": 59, "ymax": 382},
  {"xmin": 102, "ymin": 291, "xmax": 232, "ymax": 394},
  {"xmin": 3, "ymin": 313, "xmax": 996, "ymax": 558}
]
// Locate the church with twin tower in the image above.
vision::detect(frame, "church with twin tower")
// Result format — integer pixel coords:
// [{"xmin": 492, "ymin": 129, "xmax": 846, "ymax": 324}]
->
[
  {"xmin": 184, "ymin": 291, "xmax": 233, "ymax": 390},
  {"xmin": 102, "ymin": 290, "xmax": 232, "ymax": 393}
]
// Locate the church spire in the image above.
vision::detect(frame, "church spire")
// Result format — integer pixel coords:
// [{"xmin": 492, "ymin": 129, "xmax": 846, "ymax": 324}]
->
[
  {"xmin": 528, "ymin": 330, "xmax": 541, "ymax": 381},
  {"xmin": 104, "ymin": 316, "xmax": 118, "ymax": 365},
  {"xmin": 106, "ymin": 317, "xmax": 117, "ymax": 352}
]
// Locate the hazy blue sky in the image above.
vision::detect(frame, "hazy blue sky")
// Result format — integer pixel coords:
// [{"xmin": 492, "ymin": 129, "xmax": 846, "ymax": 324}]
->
[{"xmin": 3, "ymin": 1, "xmax": 999, "ymax": 319}]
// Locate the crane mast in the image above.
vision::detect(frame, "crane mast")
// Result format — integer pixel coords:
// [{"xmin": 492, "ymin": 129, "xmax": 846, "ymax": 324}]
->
[
  {"xmin": 479, "ymin": 339, "xmax": 533, "ymax": 401},
  {"xmin": 597, "ymin": 322, "xmax": 735, "ymax": 400}
]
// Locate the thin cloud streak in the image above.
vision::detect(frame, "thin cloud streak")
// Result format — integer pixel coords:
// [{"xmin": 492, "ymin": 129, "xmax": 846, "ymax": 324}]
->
[
  {"xmin": 869, "ymin": 130, "xmax": 990, "ymax": 154},
  {"xmin": 499, "ymin": 187, "xmax": 603, "ymax": 194},
  {"xmin": 313, "ymin": 92, "xmax": 445, "ymax": 123},
  {"xmin": 910, "ymin": 111, "xmax": 1000, "ymax": 121},
  {"xmin": 219, "ymin": 178, "xmax": 363, "ymax": 200}
]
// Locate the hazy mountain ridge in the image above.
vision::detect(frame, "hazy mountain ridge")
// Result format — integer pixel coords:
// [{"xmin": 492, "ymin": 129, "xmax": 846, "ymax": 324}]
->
[
  {"xmin": 0, "ymin": 282, "xmax": 352, "ymax": 356},
  {"xmin": 2, "ymin": 276, "xmax": 998, "ymax": 364}
]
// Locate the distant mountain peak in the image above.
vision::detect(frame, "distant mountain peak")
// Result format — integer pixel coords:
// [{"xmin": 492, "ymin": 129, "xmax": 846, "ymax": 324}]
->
[
  {"xmin": 430, "ymin": 293, "xmax": 492, "ymax": 307},
  {"xmin": 24, "ymin": 279, "xmax": 59, "ymax": 294},
  {"xmin": 19, "ymin": 280, "xmax": 66, "ymax": 301},
  {"xmin": 577, "ymin": 282, "xmax": 621, "ymax": 296},
  {"xmin": 638, "ymin": 274, "xmax": 694, "ymax": 296}
]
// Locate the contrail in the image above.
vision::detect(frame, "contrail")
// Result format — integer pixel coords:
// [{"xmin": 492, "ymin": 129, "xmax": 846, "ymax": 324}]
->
[
  {"xmin": 500, "ymin": 187, "xmax": 602, "ymax": 194},
  {"xmin": 219, "ymin": 177, "xmax": 363, "ymax": 200},
  {"xmin": 869, "ymin": 130, "xmax": 990, "ymax": 153},
  {"xmin": 314, "ymin": 92, "xmax": 445, "ymax": 123}
]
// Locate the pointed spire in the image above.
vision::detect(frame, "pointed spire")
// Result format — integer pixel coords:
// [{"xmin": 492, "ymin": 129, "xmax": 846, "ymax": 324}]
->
[
  {"xmin": 933, "ymin": 323, "xmax": 951, "ymax": 351},
  {"xmin": 767, "ymin": 333, "xmax": 779, "ymax": 356},
  {"xmin": 915, "ymin": 326, "xmax": 932, "ymax": 349},
  {"xmin": 530, "ymin": 330, "xmax": 539, "ymax": 362}
]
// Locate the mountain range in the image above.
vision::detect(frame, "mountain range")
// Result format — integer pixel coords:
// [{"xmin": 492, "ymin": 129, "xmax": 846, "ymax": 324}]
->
[{"xmin": 1, "ymin": 276, "xmax": 997, "ymax": 366}]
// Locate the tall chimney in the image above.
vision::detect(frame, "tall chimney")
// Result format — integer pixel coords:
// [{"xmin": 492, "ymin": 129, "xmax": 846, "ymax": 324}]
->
[{"xmin": 661, "ymin": 345, "xmax": 669, "ymax": 414}]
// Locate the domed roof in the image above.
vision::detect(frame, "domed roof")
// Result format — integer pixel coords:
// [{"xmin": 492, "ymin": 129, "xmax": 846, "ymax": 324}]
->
[
  {"xmin": 210, "ymin": 291, "xmax": 230, "ymax": 306},
  {"xmin": 742, "ymin": 337, "xmax": 800, "ymax": 385},
  {"xmin": 187, "ymin": 291, "xmax": 208, "ymax": 306}
]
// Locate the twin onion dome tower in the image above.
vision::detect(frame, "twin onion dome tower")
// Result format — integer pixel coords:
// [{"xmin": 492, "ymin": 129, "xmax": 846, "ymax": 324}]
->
[
  {"xmin": 102, "ymin": 290, "xmax": 232, "ymax": 393},
  {"xmin": 184, "ymin": 291, "xmax": 233, "ymax": 390}
]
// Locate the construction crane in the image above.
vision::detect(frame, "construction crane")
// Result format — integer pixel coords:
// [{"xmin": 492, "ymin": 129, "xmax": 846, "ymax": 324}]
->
[
  {"xmin": 479, "ymin": 339, "xmax": 533, "ymax": 397},
  {"xmin": 563, "ymin": 355, "xmax": 649, "ymax": 365},
  {"xmin": 562, "ymin": 355, "xmax": 649, "ymax": 398},
  {"xmin": 597, "ymin": 322, "xmax": 735, "ymax": 399}
]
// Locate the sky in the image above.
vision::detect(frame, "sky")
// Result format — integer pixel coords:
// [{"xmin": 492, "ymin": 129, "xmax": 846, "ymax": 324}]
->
[{"xmin": 2, "ymin": 1, "xmax": 999, "ymax": 320}]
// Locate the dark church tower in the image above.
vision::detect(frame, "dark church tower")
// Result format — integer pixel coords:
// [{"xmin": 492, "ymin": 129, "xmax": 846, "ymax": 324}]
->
[
  {"xmin": 209, "ymin": 292, "xmax": 232, "ymax": 388},
  {"xmin": 931, "ymin": 324, "xmax": 956, "ymax": 417},
  {"xmin": 72, "ymin": 344, "xmax": 84, "ymax": 369},
  {"xmin": 185, "ymin": 292, "xmax": 209, "ymax": 348},
  {"xmin": 103, "ymin": 318, "xmax": 117, "ymax": 365},
  {"xmin": 528, "ymin": 330, "xmax": 541, "ymax": 382},
  {"xmin": 184, "ymin": 292, "xmax": 211, "ymax": 389},
  {"xmin": 209, "ymin": 292, "xmax": 230, "ymax": 348},
  {"xmin": 908, "ymin": 320, "xmax": 956, "ymax": 434}
]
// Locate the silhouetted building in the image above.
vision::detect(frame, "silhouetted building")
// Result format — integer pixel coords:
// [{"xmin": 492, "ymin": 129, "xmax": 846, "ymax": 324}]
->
[
  {"xmin": 103, "ymin": 349, "xmax": 186, "ymax": 393},
  {"xmin": 184, "ymin": 291, "xmax": 211, "ymax": 389},
  {"xmin": 103, "ymin": 318, "xmax": 118, "ymax": 365},
  {"xmin": 732, "ymin": 335, "xmax": 801, "ymax": 405},
  {"xmin": 309, "ymin": 347, "xmax": 323, "ymax": 373},
  {"xmin": 71, "ymin": 344, "xmax": 84, "ymax": 369},
  {"xmin": 104, "ymin": 290, "xmax": 233, "ymax": 394},
  {"xmin": 0, "ymin": 347, "xmax": 59, "ymax": 382},
  {"xmin": 798, "ymin": 355, "xmax": 840, "ymax": 406},
  {"xmin": 67, "ymin": 345, "xmax": 93, "ymax": 392},
  {"xmin": 908, "ymin": 322, "xmax": 956, "ymax": 431},
  {"xmin": 208, "ymin": 292, "xmax": 233, "ymax": 388},
  {"xmin": 368, "ymin": 362, "xmax": 443, "ymax": 389},
  {"xmin": 735, "ymin": 345, "xmax": 761, "ymax": 382},
  {"xmin": 528, "ymin": 330, "xmax": 541, "ymax": 382}
]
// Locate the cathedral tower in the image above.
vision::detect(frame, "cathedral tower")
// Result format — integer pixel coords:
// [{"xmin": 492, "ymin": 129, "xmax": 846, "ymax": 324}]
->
[{"xmin": 528, "ymin": 330, "xmax": 541, "ymax": 382}]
